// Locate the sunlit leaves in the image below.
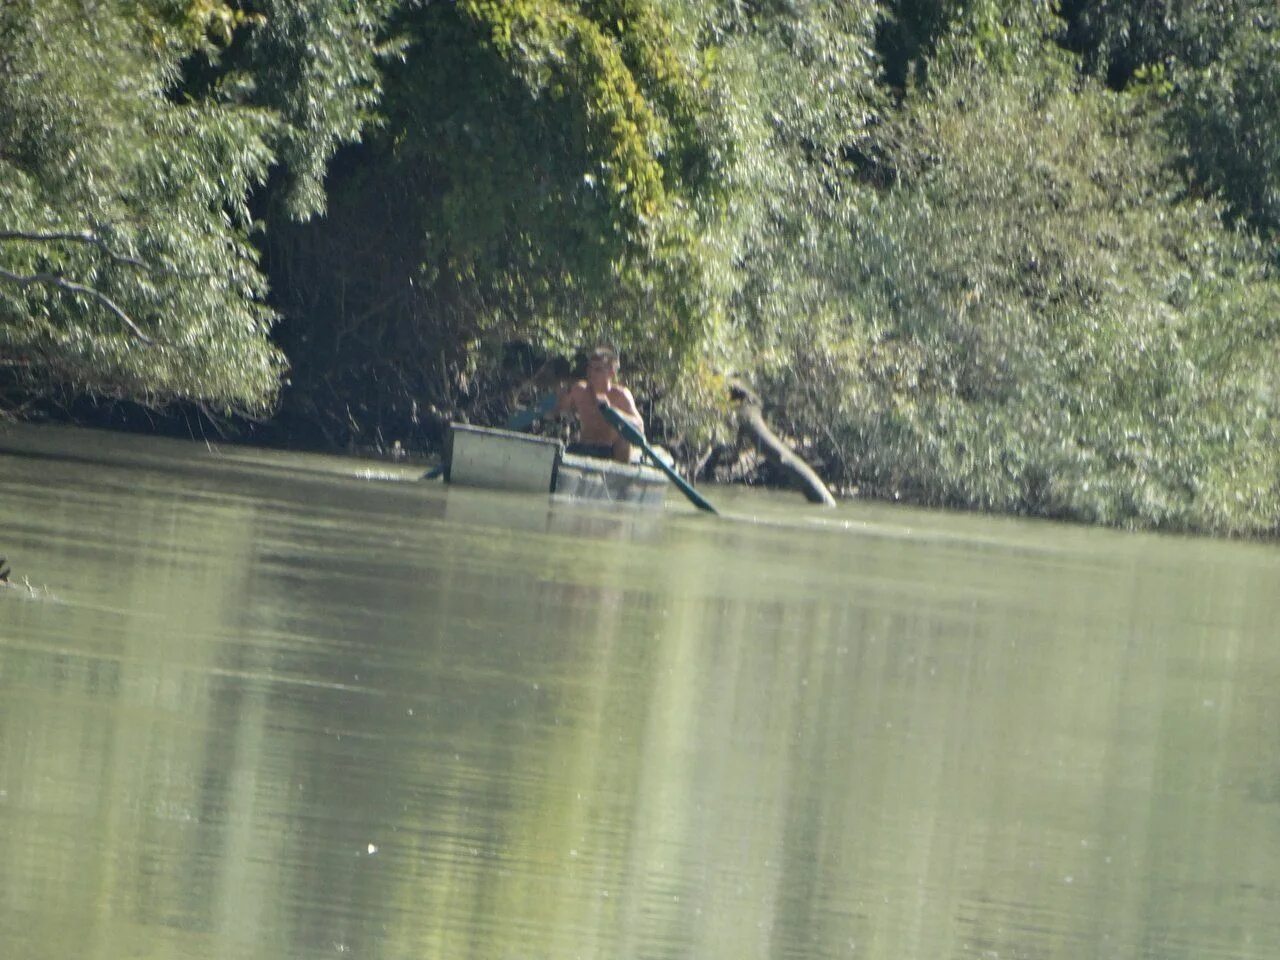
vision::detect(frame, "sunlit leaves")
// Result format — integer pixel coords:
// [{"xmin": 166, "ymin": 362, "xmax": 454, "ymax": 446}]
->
[
  {"xmin": 767, "ymin": 64, "xmax": 1280, "ymax": 533},
  {"xmin": 0, "ymin": 0, "xmax": 283, "ymax": 412},
  {"xmin": 5, "ymin": 0, "xmax": 1278, "ymax": 536},
  {"xmin": 193, "ymin": 0, "xmax": 397, "ymax": 220},
  {"xmin": 461, "ymin": 0, "xmax": 672, "ymax": 227}
]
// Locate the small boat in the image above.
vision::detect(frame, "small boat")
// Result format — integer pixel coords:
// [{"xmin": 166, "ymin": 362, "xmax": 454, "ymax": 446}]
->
[{"xmin": 443, "ymin": 423, "xmax": 667, "ymax": 507}]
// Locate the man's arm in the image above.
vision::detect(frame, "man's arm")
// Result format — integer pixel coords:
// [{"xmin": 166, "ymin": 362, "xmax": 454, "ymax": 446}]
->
[{"xmin": 610, "ymin": 386, "xmax": 645, "ymax": 437}]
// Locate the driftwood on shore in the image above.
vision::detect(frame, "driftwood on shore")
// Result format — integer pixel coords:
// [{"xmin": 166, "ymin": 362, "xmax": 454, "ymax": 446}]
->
[{"xmin": 728, "ymin": 380, "xmax": 837, "ymax": 507}]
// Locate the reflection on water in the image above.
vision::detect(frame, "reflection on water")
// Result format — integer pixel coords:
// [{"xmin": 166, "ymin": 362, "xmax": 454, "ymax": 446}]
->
[{"xmin": 1, "ymin": 423, "xmax": 1278, "ymax": 960}]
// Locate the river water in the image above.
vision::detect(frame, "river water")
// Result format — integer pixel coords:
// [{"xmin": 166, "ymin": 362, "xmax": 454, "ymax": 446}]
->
[{"xmin": 1, "ymin": 423, "xmax": 1277, "ymax": 960}]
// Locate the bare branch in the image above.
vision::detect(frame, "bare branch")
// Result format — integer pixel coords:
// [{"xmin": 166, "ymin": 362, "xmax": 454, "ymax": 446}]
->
[
  {"xmin": 0, "ymin": 227, "xmax": 222, "ymax": 280},
  {"xmin": 0, "ymin": 228, "xmax": 147, "ymax": 268},
  {"xmin": 0, "ymin": 267, "xmax": 157, "ymax": 345}
]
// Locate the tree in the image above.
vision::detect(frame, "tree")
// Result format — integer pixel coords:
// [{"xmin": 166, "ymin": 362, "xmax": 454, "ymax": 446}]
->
[
  {"xmin": 771, "ymin": 53, "xmax": 1280, "ymax": 532},
  {"xmin": 1060, "ymin": 0, "xmax": 1280, "ymax": 238},
  {"xmin": 265, "ymin": 0, "xmax": 727, "ymax": 447},
  {"xmin": 1166, "ymin": 14, "xmax": 1280, "ymax": 239},
  {"xmin": 660, "ymin": 0, "xmax": 883, "ymax": 439},
  {"xmin": 0, "ymin": 1, "xmax": 276, "ymax": 411},
  {"xmin": 181, "ymin": 0, "xmax": 398, "ymax": 221},
  {"xmin": 0, "ymin": 0, "xmax": 391, "ymax": 415}
]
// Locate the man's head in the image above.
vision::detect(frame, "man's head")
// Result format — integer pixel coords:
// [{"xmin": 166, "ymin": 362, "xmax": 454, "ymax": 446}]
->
[{"xmin": 586, "ymin": 345, "xmax": 619, "ymax": 387}]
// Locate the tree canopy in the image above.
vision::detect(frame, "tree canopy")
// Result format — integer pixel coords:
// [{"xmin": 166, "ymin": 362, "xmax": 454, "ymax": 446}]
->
[
  {"xmin": 0, "ymin": 0, "xmax": 391, "ymax": 412},
  {"xmin": 3, "ymin": 0, "xmax": 1279, "ymax": 535}
]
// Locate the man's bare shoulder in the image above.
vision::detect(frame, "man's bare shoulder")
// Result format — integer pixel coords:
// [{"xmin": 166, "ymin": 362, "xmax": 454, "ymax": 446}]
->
[{"xmin": 608, "ymin": 384, "xmax": 637, "ymax": 407}]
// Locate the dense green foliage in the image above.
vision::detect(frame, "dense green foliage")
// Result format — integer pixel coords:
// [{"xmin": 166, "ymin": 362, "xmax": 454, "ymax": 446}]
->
[
  {"xmin": 3, "ymin": 0, "xmax": 1279, "ymax": 534},
  {"xmin": 0, "ymin": 0, "xmax": 281, "ymax": 410},
  {"xmin": 1060, "ymin": 0, "xmax": 1280, "ymax": 237},
  {"xmin": 764, "ymin": 63, "xmax": 1280, "ymax": 531},
  {"xmin": 0, "ymin": 0, "xmax": 389, "ymax": 412},
  {"xmin": 264, "ymin": 0, "xmax": 723, "ymax": 445}
]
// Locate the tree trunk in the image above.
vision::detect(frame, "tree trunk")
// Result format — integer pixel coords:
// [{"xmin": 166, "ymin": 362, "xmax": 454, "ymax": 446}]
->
[{"xmin": 729, "ymin": 380, "xmax": 837, "ymax": 507}]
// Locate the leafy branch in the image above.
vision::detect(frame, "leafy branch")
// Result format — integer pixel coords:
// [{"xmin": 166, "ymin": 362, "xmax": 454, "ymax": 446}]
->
[
  {"xmin": 0, "ymin": 266, "xmax": 157, "ymax": 345},
  {"xmin": 0, "ymin": 226, "xmax": 218, "ymax": 279},
  {"xmin": 0, "ymin": 229, "xmax": 147, "ymax": 268}
]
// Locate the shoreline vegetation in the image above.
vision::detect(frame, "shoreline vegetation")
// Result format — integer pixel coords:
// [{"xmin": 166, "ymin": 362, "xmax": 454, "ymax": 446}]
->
[{"xmin": 2, "ymin": 2, "xmax": 1278, "ymax": 536}]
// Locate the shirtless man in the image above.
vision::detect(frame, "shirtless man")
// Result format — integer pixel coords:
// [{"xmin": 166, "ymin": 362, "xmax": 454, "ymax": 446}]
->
[{"xmin": 555, "ymin": 346, "xmax": 644, "ymax": 463}]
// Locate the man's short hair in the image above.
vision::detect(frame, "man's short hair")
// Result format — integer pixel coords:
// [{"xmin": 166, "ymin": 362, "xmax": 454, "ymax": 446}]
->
[{"xmin": 589, "ymin": 345, "xmax": 619, "ymax": 366}]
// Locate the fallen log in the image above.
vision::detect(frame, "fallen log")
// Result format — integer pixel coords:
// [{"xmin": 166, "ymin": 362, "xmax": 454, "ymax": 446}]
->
[{"xmin": 729, "ymin": 380, "xmax": 837, "ymax": 507}]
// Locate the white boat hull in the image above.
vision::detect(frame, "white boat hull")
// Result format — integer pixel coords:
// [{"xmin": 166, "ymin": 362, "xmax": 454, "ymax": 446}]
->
[{"xmin": 445, "ymin": 424, "xmax": 667, "ymax": 507}]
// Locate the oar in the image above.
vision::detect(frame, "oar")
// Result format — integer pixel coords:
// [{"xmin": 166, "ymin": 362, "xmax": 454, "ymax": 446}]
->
[{"xmin": 598, "ymin": 402, "xmax": 717, "ymax": 515}]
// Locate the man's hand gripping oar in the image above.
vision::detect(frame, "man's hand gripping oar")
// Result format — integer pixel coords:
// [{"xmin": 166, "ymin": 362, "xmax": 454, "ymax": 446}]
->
[{"xmin": 597, "ymin": 402, "xmax": 717, "ymax": 515}]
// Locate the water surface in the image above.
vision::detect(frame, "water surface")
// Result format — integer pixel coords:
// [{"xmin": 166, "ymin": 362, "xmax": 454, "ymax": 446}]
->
[{"xmin": 1, "ymin": 423, "xmax": 1277, "ymax": 959}]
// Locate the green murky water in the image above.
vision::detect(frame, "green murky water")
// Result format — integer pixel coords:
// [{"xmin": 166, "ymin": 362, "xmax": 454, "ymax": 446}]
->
[{"xmin": 1, "ymin": 423, "xmax": 1278, "ymax": 960}]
